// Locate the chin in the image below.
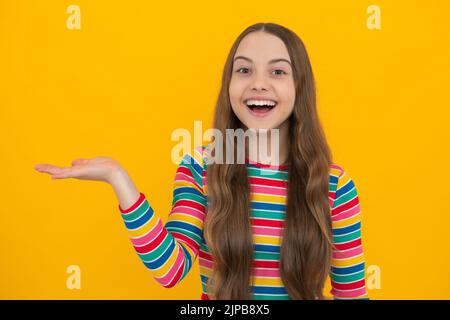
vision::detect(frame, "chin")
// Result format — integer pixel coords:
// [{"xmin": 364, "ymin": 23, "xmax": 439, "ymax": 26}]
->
[{"xmin": 243, "ymin": 122, "xmax": 276, "ymax": 132}]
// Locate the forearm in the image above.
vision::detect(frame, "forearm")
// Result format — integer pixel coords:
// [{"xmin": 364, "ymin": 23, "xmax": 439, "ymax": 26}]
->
[
  {"xmin": 109, "ymin": 166, "xmax": 140, "ymax": 211},
  {"xmin": 109, "ymin": 149, "xmax": 207, "ymax": 288}
]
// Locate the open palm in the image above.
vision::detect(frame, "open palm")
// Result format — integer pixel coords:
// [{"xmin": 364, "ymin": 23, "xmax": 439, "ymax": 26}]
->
[{"xmin": 34, "ymin": 156, "xmax": 121, "ymax": 183}]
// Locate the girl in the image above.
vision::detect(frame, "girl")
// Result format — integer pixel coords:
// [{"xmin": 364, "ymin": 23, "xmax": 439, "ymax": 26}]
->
[{"xmin": 34, "ymin": 22, "xmax": 369, "ymax": 300}]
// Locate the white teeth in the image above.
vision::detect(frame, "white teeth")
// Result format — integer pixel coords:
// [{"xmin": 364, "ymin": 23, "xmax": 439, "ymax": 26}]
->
[{"xmin": 245, "ymin": 99, "xmax": 277, "ymax": 107}]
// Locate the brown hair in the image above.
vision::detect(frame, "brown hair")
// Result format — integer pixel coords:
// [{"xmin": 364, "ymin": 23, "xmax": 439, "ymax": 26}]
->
[{"xmin": 204, "ymin": 22, "xmax": 334, "ymax": 300}]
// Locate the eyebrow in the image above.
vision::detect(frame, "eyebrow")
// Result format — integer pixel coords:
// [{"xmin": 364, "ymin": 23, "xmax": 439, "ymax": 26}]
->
[{"xmin": 233, "ymin": 55, "xmax": 292, "ymax": 66}]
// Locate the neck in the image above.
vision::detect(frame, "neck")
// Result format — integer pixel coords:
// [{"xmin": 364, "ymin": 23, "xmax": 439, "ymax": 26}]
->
[{"xmin": 245, "ymin": 121, "xmax": 290, "ymax": 166}]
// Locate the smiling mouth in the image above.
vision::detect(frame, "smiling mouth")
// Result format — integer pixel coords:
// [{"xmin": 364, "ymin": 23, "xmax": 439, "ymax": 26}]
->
[{"xmin": 244, "ymin": 99, "xmax": 278, "ymax": 117}]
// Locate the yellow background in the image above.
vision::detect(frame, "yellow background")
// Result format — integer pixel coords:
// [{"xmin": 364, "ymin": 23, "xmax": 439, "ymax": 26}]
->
[{"xmin": 1, "ymin": 0, "xmax": 449, "ymax": 299}]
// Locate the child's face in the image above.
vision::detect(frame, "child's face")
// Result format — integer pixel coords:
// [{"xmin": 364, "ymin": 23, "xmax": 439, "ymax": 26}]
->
[{"xmin": 229, "ymin": 31, "xmax": 296, "ymax": 131}]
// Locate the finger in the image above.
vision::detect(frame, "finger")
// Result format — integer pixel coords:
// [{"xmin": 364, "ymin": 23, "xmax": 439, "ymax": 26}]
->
[
  {"xmin": 51, "ymin": 167, "xmax": 74, "ymax": 179},
  {"xmin": 71, "ymin": 158, "xmax": 89, "ymax": 166},
  {"xmin": 35, "ymin": 164, "xmax": 63, "ymax": 174},
  {"xmin": 35, "ymin": 164, "xmax": 49, "ymax": 171}
]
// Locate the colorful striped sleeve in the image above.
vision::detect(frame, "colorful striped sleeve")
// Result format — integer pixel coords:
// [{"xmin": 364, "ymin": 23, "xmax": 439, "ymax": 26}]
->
[
  {"xmin": 118, "ymin": 147, "xmax": 207, "ymax": 288},
  {"xmin": 329, "ymin": 166, "xmax": 369, "ymax": 300}
]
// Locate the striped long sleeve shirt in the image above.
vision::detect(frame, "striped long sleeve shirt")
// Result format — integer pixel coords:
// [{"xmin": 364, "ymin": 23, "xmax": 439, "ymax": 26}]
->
[{"xmin": 118, "ymin": 145, "xmax": 369, "ymax": 300}]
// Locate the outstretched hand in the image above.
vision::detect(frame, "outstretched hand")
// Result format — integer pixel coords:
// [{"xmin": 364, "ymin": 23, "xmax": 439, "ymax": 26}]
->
[{"xmin": 34, "ymin": 156, "xmax": 122, "ymax": 184}]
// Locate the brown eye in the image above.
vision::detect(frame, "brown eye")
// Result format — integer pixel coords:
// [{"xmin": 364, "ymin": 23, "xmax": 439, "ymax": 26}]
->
[
  {"xmin": 273, "ymin": 69, "xmax": 287, "ymax": 75},
  {"xmin": 236, "ymin": 67, "xmax": 250, "ymax": 73}
]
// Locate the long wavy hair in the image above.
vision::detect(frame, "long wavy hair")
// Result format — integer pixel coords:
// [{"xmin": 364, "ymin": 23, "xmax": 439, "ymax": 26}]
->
[{"xmin": 204, "ymin": 22, "xmax": 334, "ymax": 300}]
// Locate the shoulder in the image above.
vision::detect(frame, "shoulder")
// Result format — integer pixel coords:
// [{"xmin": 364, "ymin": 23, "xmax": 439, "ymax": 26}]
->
[
  {"xmin": 329, "ymin": 163, "xmax": 344, "ymax": 188},
  {"xmin": 329, "ymin": 163, "xmax": 356, "ymax": 191},
  {"xmin": 180, "ymin": 146, "xmax": 207, "ymax": 173},
  {"xmin": 328, "ymin": 162, "xmax": 360, "ymax": 209},
  {"xmin": 176, "ymin": 146, "xmax": 208, "ymax": 193}
]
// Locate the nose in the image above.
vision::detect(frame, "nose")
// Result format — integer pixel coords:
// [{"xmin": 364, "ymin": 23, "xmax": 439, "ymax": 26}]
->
[
  {"xmin": 252, "ymin": 85, "xmax": 267, "ymax": 92},
  {"xmin": 250, "ymin": 71, "xmax": 269, "ymax": 91}
]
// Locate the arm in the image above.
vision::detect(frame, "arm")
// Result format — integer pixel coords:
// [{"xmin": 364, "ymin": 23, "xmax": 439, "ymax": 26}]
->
[
  {"xmin": 329, "ymin": 166, "xmax": 369, "ymax": 300},
  {"xmin": 112, "ymin": 147, "xmax": 207, "ymax": 288}
]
